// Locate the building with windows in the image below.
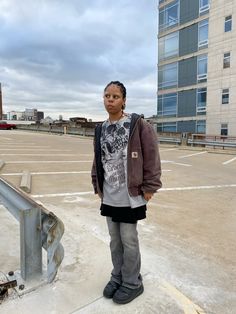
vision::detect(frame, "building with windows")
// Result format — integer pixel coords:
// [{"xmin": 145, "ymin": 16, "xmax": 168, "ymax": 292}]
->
[{"xmin": 157, "ymin": 0, "xmax": 236, "ymax": 136}]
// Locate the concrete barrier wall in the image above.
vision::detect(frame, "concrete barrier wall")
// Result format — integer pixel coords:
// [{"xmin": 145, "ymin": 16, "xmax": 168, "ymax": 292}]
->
[{"xmin": 16, "ymin": 124, "xmax": 95, "ymax": 137}]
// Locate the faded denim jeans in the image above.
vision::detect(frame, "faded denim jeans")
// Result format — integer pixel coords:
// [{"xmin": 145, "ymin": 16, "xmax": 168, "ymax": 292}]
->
[{"xmin": 106, "ymin": 217, "xmax": 142, "ymax": 289}]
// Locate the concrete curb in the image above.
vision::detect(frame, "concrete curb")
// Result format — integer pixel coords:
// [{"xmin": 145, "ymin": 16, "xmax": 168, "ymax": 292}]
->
[
  {"xmin": 20, "ymin": 170, "xmax": 31, "ymax": 193},
  {"xmin": 0, "ymin": 160, "xmax": 5, "ymax": 170}
]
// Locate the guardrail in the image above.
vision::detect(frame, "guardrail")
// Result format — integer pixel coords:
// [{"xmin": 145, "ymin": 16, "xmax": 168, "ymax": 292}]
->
[
  {"xmin": 188, "ymin": 134, "xmax": 236, "ymax": 149},
  {"xmin": 158, "ymin": 136, "xmax": 182, "ymax": 144},
  {"xmin": 0, "ymin": 177, "xmax": 64, "ymax": 283},
  {"xmin": 16, "ymin": 124, "xmax": 95, "ymax": 137}
]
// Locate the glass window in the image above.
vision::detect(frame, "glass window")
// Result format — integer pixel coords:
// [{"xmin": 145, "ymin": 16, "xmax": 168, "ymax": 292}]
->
[
  {"xmin": 223, "ymin": 52, "xmax": 231, "ymax": 68},
  {"xmin": 158, "ymin": 93, "xmax": 177, "ymax": 117},
  {"xmin": 158, "ymin": 62, "xmax": 178, "ymax": 89},
  {"xmin": 196, "ymin": 120, "xmax": 206, "ymax": 133},
  {"xmin": 197, "ymin": 88, "xmax": 207, "ymax": 114},
  {"xmin": 159, "ymin": 31, "xmax": 179, "ymax": 61},
  {"xmin": 199, "ymin": 0, "xmax": 210, "ymax": 13},
  {"xmin": 221, "ymin": 123, "xmax": 228, "ymax": 136},
  {"xmin": 225, "ymin": 15, "xmax": 232, "ymax": 32},
  {"xmin": 197, "ymin": 54, "xmax": 208, "ymax": 82},
  {"xmin": 159, "ymin": 0, "xmax": 179, "ymax": 32},
  {"xmin": 198, "ymin": 19, "xmax": 208, "ymax": 48},
  {"xmin": 157, "ymin": 122, "xmax": 177, "ymax": 132},
  {"xmin": 222, "ymin": 88, "xmax": 229, "ymax": 104}
]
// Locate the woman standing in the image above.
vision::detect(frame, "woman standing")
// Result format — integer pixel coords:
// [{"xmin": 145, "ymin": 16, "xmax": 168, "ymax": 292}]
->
[{"xmin": 91, "ymin": 81, "xmax": 162, "ymax": 304}]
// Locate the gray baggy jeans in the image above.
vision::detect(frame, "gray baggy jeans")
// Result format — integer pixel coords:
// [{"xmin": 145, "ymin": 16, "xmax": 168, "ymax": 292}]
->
[{"xmin": 106, "ymin": 217, "xmax": 142, "ymax": 289}]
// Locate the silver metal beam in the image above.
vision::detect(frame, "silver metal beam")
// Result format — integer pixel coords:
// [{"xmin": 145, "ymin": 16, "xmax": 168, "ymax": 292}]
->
[{"xmin": 0, "ymin": 177, "xmax": 64, "ymax": 283}]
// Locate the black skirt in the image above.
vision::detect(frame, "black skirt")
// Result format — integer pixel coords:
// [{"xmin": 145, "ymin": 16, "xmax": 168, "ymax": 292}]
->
[{"xmin": 100, "ymin": 203, "xmax": 147, "ymax": 224}]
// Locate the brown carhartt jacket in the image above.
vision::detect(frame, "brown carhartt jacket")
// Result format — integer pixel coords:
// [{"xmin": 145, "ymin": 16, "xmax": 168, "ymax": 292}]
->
[{"xmin": 91, "ymin": 113, "xmax": 162, "ymax": 197}]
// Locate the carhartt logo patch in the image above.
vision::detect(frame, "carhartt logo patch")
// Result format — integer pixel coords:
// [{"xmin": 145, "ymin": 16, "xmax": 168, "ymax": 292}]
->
[{"xmin": 131, "ymin": 152, "xmax": 138, "ymax": 158}]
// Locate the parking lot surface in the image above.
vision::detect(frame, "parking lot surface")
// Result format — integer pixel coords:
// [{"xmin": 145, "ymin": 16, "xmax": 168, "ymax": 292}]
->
[{"xmin": 0, "ymin": 130, "xmax": 235, "ymax": 314}]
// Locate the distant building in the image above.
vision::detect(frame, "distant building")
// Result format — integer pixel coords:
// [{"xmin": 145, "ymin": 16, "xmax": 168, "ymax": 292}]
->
[
  {"xmin": 36, "ymin": 111, "xmax": 44, "ymax": 121},
  {"xmin": 157, "ymin": 0, "xmax": 236, "ymax": 136},
  {"xmin": 23, "ymin": 108, "xmax": 38, "ymax": 121},
  {"xmin": 7, "ymin": 111, "xmax": 23, "ymax": 120}
]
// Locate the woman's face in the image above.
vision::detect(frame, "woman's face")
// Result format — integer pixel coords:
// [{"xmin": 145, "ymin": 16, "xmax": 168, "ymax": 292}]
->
[{"xmin": 103, "ymin": 84, "xmax": 126, "ymax": 116}]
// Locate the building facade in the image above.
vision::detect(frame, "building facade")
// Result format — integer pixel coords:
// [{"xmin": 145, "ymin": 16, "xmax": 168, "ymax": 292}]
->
[{"xmin": 157, "ymin": 0, "xmax": 236, "ymax": 136}]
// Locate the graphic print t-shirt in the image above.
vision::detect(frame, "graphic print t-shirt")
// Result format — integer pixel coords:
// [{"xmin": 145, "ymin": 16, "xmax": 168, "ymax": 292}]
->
[
  {"xmin": 101, "ymin": 114, "xmax": 146, "ymax": 208},
  {"xmin": 101, "ymin": 115, "xmax": 131, "ymax": 206}
]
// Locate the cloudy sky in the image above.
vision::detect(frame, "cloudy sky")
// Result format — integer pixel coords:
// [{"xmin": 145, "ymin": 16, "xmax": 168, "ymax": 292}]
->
[{"xmin": 0, "ymin": 0, "xmax": 157, "ymax": 121}]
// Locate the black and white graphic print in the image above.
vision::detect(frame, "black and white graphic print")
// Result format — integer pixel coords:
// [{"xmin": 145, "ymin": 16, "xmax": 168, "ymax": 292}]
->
[{"xmin": 101, "ymin": 116, "xmax": 131, "ymax": 188}]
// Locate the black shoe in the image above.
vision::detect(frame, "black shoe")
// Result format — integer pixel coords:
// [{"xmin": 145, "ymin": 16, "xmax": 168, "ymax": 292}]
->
[
  {"xmin": 103, "ymin": 281, "xmax": 121, "ymax": 298},
  {"xmin": 112, "ymin": 284, "xmax": 144, "ymax": 304}
]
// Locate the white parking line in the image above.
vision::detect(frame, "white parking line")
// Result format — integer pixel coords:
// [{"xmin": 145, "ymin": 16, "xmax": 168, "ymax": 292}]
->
[
  {"xmin": 178, "ymin": 151, "xmax": 207, "ymax": 159},
  {"xmin": 160, "ymin": 184, "xmax": 236, "ymax": 191},
  {"xmin": 2, "ymin": 170, "xmax": 171, "ymax": 177},
  {"xmin": 0, "ymin": 154, "xmax": 78, "ymax": 156},
  {"xmin": 161, "ymin": 279, "xmax": 206, "ymax": 314},
  {"xmin": 160, "ymin": 148, "xmax": 178, "ymax": 152},
  {"xmin": 2, "ymin": 171, "xmax": 91, "ymax": 176},
  {"xmin": 0, "ymin": 148, "xmax": 71, "ymax": 151},
  {"xmin": 32, "ymin": 191, "xmax": 94, "ymax": 198},
  {"xmin": 6, "ymin": 160, "xmax": 93, "ymax": 164},
  {"xmin": 31, "ymin": 184, "xmax": 236, "ymax": 198},
  {"xmin": 223, "ymin": 156, "xmax": 236, "ymax": 165},
  {"xmin": 162, "ymin": 160, "xmax": 192, "ymax": 167}
]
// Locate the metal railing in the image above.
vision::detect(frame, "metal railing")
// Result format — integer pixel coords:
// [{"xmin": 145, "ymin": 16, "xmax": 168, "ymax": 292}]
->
[
  {"xmin": 0, "ymin": 177, "xmax": 64, "ymax": 283},
  {"xmin": 188, "ymin": 134, "xmax": 236, "ymax": 149}
]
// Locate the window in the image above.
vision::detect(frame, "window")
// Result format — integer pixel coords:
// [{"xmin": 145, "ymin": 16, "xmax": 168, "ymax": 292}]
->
[
  {"xmin": 197, "ymin": 54, "xmax": 208, "ymax": 82},
  {"xmin": 198, "ymin": 19, "xmax": 209, "ymax": 48},
  {"xmin": 158, "ymin": 62, "xmax": 178, "ymax": 89},
  {"xmin": 223, "ymin": 52, "xmax": 231, "ymax": 68},
  {"xmin": 196, "ymin": 120, "xmax": 206, "ymax": 133},
  {"xmin": 159, "ymin": 31, "xmax": 179, "ymax": 61},
  {"xmin": 197, "ymin": 88, "xmax": 207, "ymax": 114},
  {"xmin": 199, "ymin": 0, "xmax": 210, "ymax": 14},
  {"xmin": 157, "ymin": 122, "xmax": 177, "ymax": 132},
  {"xmin": 221, "ymin": 123, "xmax": 228, "ymax": 136},
  {"xmin": 158, "ymin": 93, "xmax": 177, "ymax": 117},
  {"xmin": 159, "ymin": 0, "xmax": 179, "ymax": 32},
  {"xmin": 224, "ymin": 15, "xmax": 232, "ymax": 32},
  {"xmin": 222, "ymin": 88, "xmax": 229, "ymax": 104}
]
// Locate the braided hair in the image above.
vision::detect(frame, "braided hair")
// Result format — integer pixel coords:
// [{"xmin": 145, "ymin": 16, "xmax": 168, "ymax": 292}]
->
[{"xmin": 104, "ymin": 81, "xmax": 126, "ymax": 109}]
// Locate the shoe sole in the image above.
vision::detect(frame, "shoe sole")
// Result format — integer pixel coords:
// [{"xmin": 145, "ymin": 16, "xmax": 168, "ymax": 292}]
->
[{"xmin": 112, "ymin": 285, "xmax": 144, "ymax": 304}]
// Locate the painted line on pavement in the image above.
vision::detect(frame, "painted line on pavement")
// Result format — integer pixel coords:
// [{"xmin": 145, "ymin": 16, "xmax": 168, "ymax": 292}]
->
[
  {"xmin": 160, "ymin": 184, "xmax": 236, "ymax": 191},
  {"xmin": 160, "ymin": 148, "xmax": 178, "ymax": 152},
  {"xmin": 223, "ymin": 156, "xmax": 236, "ymax": 165},
  {"xmin": 0, "ymin": 153, "xmax": 78, "ymax": 156},
  {"xmin": 178, "ymin": 151, "xmax": 207, "ymax": 159},
  {"xmin": 2, "ymin": 170, "xmax": 171, "ymax": 176},
  {"xmin": 2, "ymin": 171, "xmax": 91, "ymax": 176},
  {"xmin": 161, "ymin": 160, "xmax": 192, "ymax": 167},
  {"xmin": 31, "ymin": 184, "xmax": 236, "ymax": 198},
  {"xmin": 0, "ymin": 148, "xmax": 71, "ymax": 151},
  {"xmin": 6, "ymin": 160, "xmax": 92, "ymax": 164},
  {"xmin": 32, "ymin": 191, "xmax": 94, "ymax": 198},
  {"xmin": 161, "ymin": 279, "xmax": 206, "ymax": 314}
]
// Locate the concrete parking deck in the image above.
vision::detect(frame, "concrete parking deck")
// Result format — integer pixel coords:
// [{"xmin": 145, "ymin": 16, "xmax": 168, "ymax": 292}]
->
[{"xmin": 0, "ymin": 130, "xmax": 235, "ymax": 314}]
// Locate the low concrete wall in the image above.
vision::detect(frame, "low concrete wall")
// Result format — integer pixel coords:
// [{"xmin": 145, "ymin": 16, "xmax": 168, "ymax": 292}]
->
[{"xmin": 16, "ymin": 124, "xmax": 95, "ymax": 137}]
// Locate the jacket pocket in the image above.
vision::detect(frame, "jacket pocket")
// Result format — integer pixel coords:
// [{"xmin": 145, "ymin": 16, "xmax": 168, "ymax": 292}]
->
[{"xmin": 128, "ymin": 147, "xmax": 143, "ymax": 187}]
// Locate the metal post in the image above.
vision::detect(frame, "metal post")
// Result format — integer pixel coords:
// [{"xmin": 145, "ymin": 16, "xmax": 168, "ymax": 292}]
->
[
  {"xmin": 20, "ymin": 207, "xmax": 42, "ymax": 281},
  {"xmin": 0, "ymin": 177, "xmax": 64, "ymax": 283}
]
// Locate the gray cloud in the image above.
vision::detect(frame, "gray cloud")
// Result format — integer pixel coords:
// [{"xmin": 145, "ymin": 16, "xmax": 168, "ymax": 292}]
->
[{"xmin": 0, "ymin": 0, "xmax": 157, "ymax": 121}]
